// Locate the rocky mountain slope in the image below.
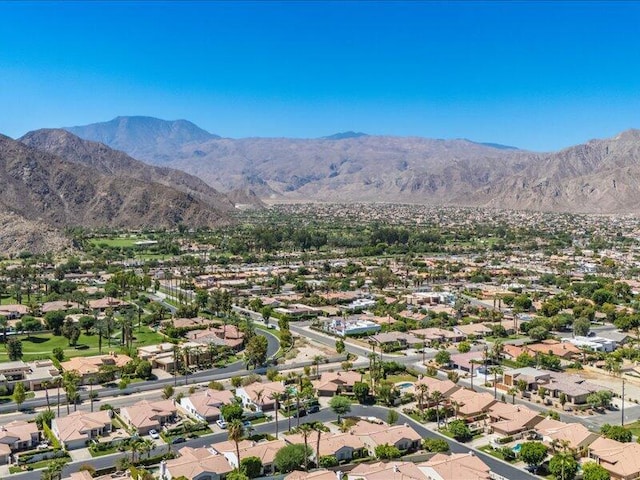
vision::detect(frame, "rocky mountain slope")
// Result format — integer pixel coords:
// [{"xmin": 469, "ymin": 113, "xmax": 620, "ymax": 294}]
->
[
  {"xmin": 20, "ymin": 129, "xmax": 235, "ymax": 210},
  {"xmin": 66, "ymin": 116, "xmax": 640, "ymax": 213},
  {"xmin": 0, "ymin": 134, "xmax": 234, "ymax": 232}
]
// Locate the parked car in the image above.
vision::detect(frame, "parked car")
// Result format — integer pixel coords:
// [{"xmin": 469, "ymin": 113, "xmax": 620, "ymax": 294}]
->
[
  {"xmin": 171, "ymin": 437, "xmax": 186, "ymax": 444},
  {"xmin": 149, "ymin": 429, "xmax": 160, "ymax": 439},
  {"xmin": 216, "ymin": 419, "xmax": 228, "ymax": 429}
]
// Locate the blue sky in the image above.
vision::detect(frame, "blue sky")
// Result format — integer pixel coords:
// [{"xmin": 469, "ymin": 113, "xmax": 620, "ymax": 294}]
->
[{"xmin": 1, "ymin": 1, "xmax": 640, "ymax": 151}]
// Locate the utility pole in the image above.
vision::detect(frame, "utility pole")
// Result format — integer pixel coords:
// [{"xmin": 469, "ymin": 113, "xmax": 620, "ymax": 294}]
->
[{"xmin": 622, "ymin": 377, "xmax": 626, "ymax": 426}]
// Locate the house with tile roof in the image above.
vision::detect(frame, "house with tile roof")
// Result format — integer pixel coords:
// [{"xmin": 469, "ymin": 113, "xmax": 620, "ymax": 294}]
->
[
  {"xmin": 448, "ymin": 389, "xmax": 496, "ymax": 419},
  {"xmin": 120, "ymin": 399, "xmax": 177, "ymax": 435},
  {"xmin": 51, "ymin": 410, "xmax": 112, "ymax": 450},
  {"xmin": 534, "ymin": 417, "xmax": 599, "ymax": 452},
  {"xmin": 0, "ymin": 421, "xmax": 40, "ymax": 464},
  {"xmin": 350, "ymin": 423, "xmax": 422, "ymax": 456},
  {"xmin": 60, "ymin": 353, "xmax": 132, "ymax": 383},
  {"xmin": 313, "ymin": 370, "xmax": 362, "ymax": 396},
  {"xmin": 487, "ymin": 403, "xmax": 543, "ymax": 437},
  {"xmin": 161, "ymin": 446, "xmax": 234, "ymax": 480},
  {"xmin": 236, "ymin": 381, "xmax": 286, "ymax": 412},
  {"xmin": 180, "ymin": 388, "xmax": 235, "ymax": 423},
  {"xmin": 419, "ymin": 452, "xmax": 491, "ymax": 480},
  {"xmin": 286, "ymin": 431, "xmax": 366, "ymax": 462},
  {"xmin": 588, "ymin": 436, "xmax": 640, "ymax": 480},
  {"xmin": 212, "ymin": 439, "xmax": 287, "ymax": 475}
]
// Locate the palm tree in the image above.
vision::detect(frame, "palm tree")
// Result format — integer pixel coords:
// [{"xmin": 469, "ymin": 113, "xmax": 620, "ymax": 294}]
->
[
  {"xmin": 492, "ymin": 339, "xmax": 504, "ymax": 363},
  {"xmin": 295, "ymin": 390, "xmax": 303, "ymax": 428},
  {"xmin": 416, "ymin": 384, "xmax": 429, "ymax": 413},
  {"xmin": 312, "ymin": 356, "xmax": 325, "ymax": 377},
  {"xmin": 430, "ymin": 390, "xmax": 444, "ymax": 427},
  {"xmin": 298, "ymin": 423, "xmax": 313, "ymax": 471},
  {"xmin": 284, "ymin": 395, "xmax": 293, "ymax": 432},
  {"xmin": 140, "ymin": 439, "xmax": 153, "ymax": 459},
  {"xmin": 312, "ymin": 421, "xmax": 329, "ymax": 467},
  {"xmin": 489, "ymin": 366, "xmax": 504, "ymax": 399},
  {"xmin": 42, "ymin": 380, "xmax": 51, "ymax": 411},
  {"xmin": 270, "ymin": 392, "xmax": 283, "ymax": 438},
  {"xmin": 228, "ymin": 419, "xmax": 244, "ymax": 469},
  {"xmin": 508, "ymin": 387, "xmax": 518, "ymax": 405}
]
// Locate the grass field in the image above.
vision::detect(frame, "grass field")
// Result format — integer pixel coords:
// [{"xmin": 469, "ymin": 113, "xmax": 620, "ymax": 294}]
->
[
  {"xmin": 0, "ymin": 326, "xmax": 166, "ymax": 361},
  {"xmin": 89, "ymin": 237, "xmax": 146, "ymax": 248}
]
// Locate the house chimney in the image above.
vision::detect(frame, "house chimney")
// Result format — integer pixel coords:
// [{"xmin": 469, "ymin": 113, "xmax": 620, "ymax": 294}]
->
[
  {"xmin": 393, "ymin": 464, "xmax": 399, "ymax": 473},
  {"xmin": 159, "ymin": 460, "xmax": 167, "ymax": 479},
  {"xmin": 336, "ymin": 471, "xmax": 343, "ymax": 480}
]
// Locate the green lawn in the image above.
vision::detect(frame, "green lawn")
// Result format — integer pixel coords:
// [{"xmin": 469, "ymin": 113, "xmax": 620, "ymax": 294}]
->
[
  {"xmin": 0, "ymin": 326, "xmax": 165, "ymax": 361},
  {"xmin": 90, "ymin": 237, "xmax": 145, "ymax": 248},
  {"xmin": 625, "ymin": 420, "xmax": 640, "ymax": 437}
]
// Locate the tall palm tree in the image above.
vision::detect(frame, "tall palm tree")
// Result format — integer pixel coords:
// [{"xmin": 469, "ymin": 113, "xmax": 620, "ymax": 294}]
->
[
  {"xmin": 228, "ymin": 419, "xmax": 245, "ymax": 470},
  {"xmin": 508, "ymin": 387, "xmax": 518, "ymax": 404},
  {"xmin": 298, "ymin": 423, "xmax": 313, "ymax": 471},
  {"xmin": 270, "ymin": 392, "xmax": 283, "ymax": 438},
  {"xmin": 42, "ymin": 380, "xmax": 51, "ymax": 411},
  {"xmin": 489, "ymin": 366, "xmax": 504, "ymax": 399},
  {"xmin": 430, "ymin": 391, "xmax": 444, "ymax": 428},
  {"xmin": 417, "ymin": 384, "xmax": 429, "ymax": 413},
  {"xmin": 284, "ymin": 395, "xmax": 293, "ymax": 432},
  {"xmin": 312, "ymin": 421, "xmax": 329, "ymax": 467},
  {"xmin": 294, "ymin": 390, "xmax": 303, "ymax": 428}
]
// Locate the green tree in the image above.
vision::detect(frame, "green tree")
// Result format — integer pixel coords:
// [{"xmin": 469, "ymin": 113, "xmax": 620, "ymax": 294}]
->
[
  {"xmin": 375, "ymin": 443, "xmax": 402, "ymax": 459},
  {"xmin": 600, "ymin": 424, "xmax": 632, "ymax": 442},
  {"xmin": 52, "ymin": 347, "xmax": 64, "ymax": 361},
  {"xmin": 12, "ymin": 382, "xmax": 26, "ymax": 409},
  {"xmin": 221, "ymin": 403, "xmax": 245, "ymax": 422},
  {"xmin": 573, "ymin": 318, "xmax": 591, "ymax": 337},
  {"xmin": 435, "ymin": 350, "xmax": 451, "ymax": 365},
  {"xmin": 582, "ymin": 462, "xmax": 611, "ymax": 480},
  {"xmin": 328, "ymin": 395, "xmax": 351, "ymax": 422},
  {"xmin": 457, "ymin": 341, "xmax": 471, "ymax": 353},
  {"xmin": 162, "ymin": 385, "xmax": 174, "ymax": 400},
  {"xmin": 422, "ymin": 438, "xmax": 449, "ymax": 453},
  {"xmin": 245, "ymin": 335, "xmax": 268, "ymax": 368},
  {"xmin": 387, "ymin": 409, "xmax": 399, "ymax": 425},
  {"xmin": 274, "ymin": 444, "xmax": 312, "ymax": 473},
  {"xmin": 353, "ymin": 382, "xmax": 370, "ymax": 404},
  {"xmin": 44, "ymin": 311, "xmax": 66, "ymax": 335},
  {"xmin": 319, "ymin": 455, "xmax": 339, "ymax": 468},
  {"xmin": 549, "ymin": 452, "xmax": 579, "ymax": 480},
  {"xmin": 35, "ymin": 409, "xmax": 55, "ymax": 429},
  {"xmin": 226, "ymin": 471, "xmax": 250, "ymax": 480},
  {"xmin": 240, "ymin": 456, "xmax": 262, "ymax": 478},
  {"xmin": 447, "ymin": 420, "xmax": 471, "ymax": 442},
  {"xmin": 335, "ymin": 339, "xmax": 345, "ymax": 354},
  {"xmin": 135, "ymin": 360, "xmax": 153, "ymax": 379},
  {"xmin": 519, "ymin": 442, "xmax": 548, "ymax": 473},
  {"xmin": 6, "ymin": 337, "xmax": 23, "ymax": 360}
]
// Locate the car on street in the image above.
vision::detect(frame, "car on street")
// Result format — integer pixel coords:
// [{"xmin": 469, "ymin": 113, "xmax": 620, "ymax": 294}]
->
[
  {"xmin": 216, "ymin": 419, "xmax": 228, "ymax": 429},
  {"xmin": 171, "ymin": 437, "xmax": 186, "ymax": 444}
]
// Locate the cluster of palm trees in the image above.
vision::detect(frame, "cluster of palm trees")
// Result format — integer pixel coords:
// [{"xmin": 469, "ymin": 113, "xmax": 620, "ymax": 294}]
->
[{"xmin": 414, "ymin": 385, "xmax": 458, "ymax": 427}]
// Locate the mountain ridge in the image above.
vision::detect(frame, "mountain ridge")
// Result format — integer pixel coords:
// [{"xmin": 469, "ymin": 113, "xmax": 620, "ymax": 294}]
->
[{"xmin": 64, "ymin": 116, "xmax": 640, "ymax": 213}]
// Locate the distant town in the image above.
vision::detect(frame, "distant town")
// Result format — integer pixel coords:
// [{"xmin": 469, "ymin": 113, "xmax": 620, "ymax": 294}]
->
[{"xmin": 1, "ymin": 204, "xmax": 639, "ymax": 480}]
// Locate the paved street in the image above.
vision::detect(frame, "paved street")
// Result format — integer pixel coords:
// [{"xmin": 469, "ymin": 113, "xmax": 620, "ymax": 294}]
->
[{"xmin": 8, "ymin": 404, "xmax": 538, "ymax": 480}]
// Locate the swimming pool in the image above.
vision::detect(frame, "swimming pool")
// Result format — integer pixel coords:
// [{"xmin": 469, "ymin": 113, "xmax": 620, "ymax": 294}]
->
[
  {"xmin": 512, "ymin": 443, "xmax": 522, "ymax": 453},
  {"xmin": 397, "ymin": 382, "xmax": 414, "ymax": 389}
]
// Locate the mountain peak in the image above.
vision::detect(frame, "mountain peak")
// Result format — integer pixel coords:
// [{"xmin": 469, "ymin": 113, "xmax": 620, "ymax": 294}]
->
[
  {"xmin": 321, "ymin": 131, "xmax": 369, "ymax": 140},
  {"xmin": 64, "ymin": 116, "xmax": 219, "ymax": 163}
]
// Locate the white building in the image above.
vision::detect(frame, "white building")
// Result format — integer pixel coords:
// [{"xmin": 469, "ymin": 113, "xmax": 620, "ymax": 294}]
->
[
  {"xmin": 327, "ymin": 318, "xmax": 381, "ymax": 337},
  {"xmin": 562, "ymin": 336, "xmax": 616, "ymax": 352}
]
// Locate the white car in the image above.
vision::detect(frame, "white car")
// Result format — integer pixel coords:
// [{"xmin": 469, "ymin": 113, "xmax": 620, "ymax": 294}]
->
[
  {"xmin": 216, "ymin": 419, "xmax": 228, "ymax": 429},
  {"xmin": 149, "ymin": 429, "xmax": 160, "ymax": 439}
]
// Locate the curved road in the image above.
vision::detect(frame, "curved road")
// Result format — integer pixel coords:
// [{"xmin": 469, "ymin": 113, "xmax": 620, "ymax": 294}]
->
[{"xmin": 11, "ymin": 405, "xmax": 536, "ymax": 480}]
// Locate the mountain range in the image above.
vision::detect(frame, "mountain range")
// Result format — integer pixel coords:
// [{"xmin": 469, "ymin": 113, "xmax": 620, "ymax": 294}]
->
[
  {"xmin": 66, "ymin": 116, "xmax": 640, "ymax": 213},
  {"xmin": 0, "ymin": 129, "xmax": 238, "ymax": 254}
]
